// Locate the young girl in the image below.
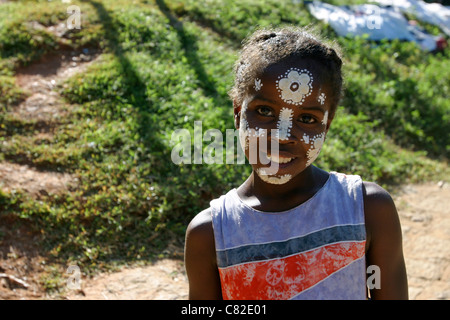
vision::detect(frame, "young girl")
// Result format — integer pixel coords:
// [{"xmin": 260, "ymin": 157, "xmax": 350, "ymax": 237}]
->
[{"xmin": 184, "ymin": 26, "xmax": 408, "ymax": 300}]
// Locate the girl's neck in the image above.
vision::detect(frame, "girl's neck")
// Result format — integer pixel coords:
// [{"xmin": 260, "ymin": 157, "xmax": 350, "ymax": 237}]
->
[{"xmin": 237, "ymin": 166, "xmax": 330, "ymax": 212}]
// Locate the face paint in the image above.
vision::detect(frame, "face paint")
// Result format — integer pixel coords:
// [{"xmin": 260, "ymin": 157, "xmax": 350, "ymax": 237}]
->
[
  {"xmin": 302, "ymin": 133, "xmax": 310, "ymax": 144},
  {"xmin": 239, "ymin": 65, "xmax": 331, "ymax": 186},
  {"xmin": 256, "ymin": 168, "xmax": 292, "ymax": 185},
  {"xmin": 254, "ymin": 78, "xmax": 263, "ymax": 91},
  {"xmin": 255, "ymin": 107, "xmax": 294, "ymax": 184},
  {"xmin": 305, "ymin": 132, "xmax": 326, "ymax": 167},
  {"xmin": 239, "ymin": 99, "xmax": 279, "ymax": 175},
  {"xmin": 276, "ymin": 68, "xmax": 313, "ymax": 105},
  {"xmin": 318, "ymin": 92, "xmax": 326, "ymax": 105},
  {"xmin": 239, "ymin": 101, "xmax": 269, "ymax": 152},
  {"xmin": 277, "ymin": 107, "xmax": 293, "ymax": 140},
  {"xmin": 321, "ymin": 110, "xmax": 329, "ymax": 126},
  {"xmin": 251, "ymin": 127, "xmax": 267, "ymax": 138}
]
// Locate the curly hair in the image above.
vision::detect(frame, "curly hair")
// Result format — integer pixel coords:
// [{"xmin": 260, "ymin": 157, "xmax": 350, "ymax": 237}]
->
[{"xmin": 229, "ymin": 26, "xmax": 344, "ymax": 116}]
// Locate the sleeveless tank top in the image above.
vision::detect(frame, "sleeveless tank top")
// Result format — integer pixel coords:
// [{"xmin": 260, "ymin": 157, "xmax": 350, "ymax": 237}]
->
[{"xmin": 210, "ymin": 171, "xmax": 367, "ymax": 300}]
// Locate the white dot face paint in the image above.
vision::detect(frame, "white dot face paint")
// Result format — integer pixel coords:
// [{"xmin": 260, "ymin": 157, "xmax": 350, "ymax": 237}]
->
[
  {"xmin": 251, "ymin": 128, "xmax": 267, "ymax": 138},
  {"xmin": 302, "ymin": 133, "xmax": 310, "ymax": 144},
  {"xmin": 239, "ymin": 100, "xmax": 269, "ymax": 152},
  {"xmin": 305, "ymin": 132, "xmax": 326, "ymax": 167},
  {"xmin": 276, "ymin": 68, "xmax": 313, "ymax": 105},
  {"xmin": 318, "ymin": 92, "xmax": 326, "ymax": 105},
  {"xmin": 277, "ymin": 107, "xmax": 293, "ymax": 141}
]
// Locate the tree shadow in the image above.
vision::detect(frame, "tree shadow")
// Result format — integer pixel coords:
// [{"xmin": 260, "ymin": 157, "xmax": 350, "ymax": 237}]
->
[
  {"xmin": 81, "ymin": 0, "xmax": 225, "ymax": 146},
  {"xmin": 156, "ymin": 0, "xmax": 218, "ymax": 97},
  {"xmin": 80, "ymin": 0, "xmax": 164, "ymax": 152},
  {"xmin": 155, "ymin": 0, "xmax": 219, "ymax": 97},
  {"xmin": 72, "ymin": 0, "xmax": 230, "ymax": 262}
]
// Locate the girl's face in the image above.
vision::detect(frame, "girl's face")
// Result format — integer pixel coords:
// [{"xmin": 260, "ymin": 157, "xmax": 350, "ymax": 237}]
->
[{"xmin": 236, "ymin": 60, "xmax": 333, "ymax": 185}]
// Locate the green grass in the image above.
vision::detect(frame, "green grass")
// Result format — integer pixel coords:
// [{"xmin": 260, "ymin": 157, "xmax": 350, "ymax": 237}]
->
[{"xmin": 0, "ymin": 0, "xmax": 448, "ymax": 294}]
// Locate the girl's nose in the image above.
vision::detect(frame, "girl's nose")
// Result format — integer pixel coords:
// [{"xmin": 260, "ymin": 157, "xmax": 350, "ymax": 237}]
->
[{"xmin": 269, "ymin": 131, "xmax": 298, "ymax": 145}]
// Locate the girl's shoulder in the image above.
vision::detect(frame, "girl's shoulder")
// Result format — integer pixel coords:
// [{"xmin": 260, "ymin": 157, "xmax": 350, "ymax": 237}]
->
[
  {"xmin": 361, "ymin": 181, "xmax": 408, "ymax": 299},
  {"xmin": 185, "ymin": 208, "xmax": 223, "ymax": 299},
  {"xmin": 362, "ymin": 181, "xmax": 401, "ymax": 249},
  {"xmin": 362, "ymin": 181, "xmax": 396, "ymax": 212},
  {"xmin": 186, "ymin": 208, "xmax": 214, "ymax": 244}
]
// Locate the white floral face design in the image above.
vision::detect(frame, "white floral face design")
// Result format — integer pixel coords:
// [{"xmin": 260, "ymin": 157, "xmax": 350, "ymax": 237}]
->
[
  {"xmin": 254, "ymin": 78, "xmax": 263, "ymax": 91},
  {"xmin": 276, "ymin": 68, "xmax": 313, "ymax": 105}
]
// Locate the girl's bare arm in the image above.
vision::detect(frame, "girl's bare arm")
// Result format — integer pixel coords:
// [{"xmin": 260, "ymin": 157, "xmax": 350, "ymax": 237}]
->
[{"xmin": 185, "ymin": 209, "xmax": 222, "ymax": 300}]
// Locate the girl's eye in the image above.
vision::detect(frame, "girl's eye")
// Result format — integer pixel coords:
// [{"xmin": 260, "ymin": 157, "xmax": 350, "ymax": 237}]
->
[
  {"xmin": 256, "ymin": 106, "xmax": 275, "ymax": 117},
  {"xmin": 298, "ymin": 115, "xmax": 317, "ymax": 124}
]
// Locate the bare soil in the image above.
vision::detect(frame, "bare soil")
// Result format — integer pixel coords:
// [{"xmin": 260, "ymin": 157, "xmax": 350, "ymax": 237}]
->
[
  {"xmin": 0, "ymin": 162, "xmax": 76, "ymax": 198},
  {"xmin": 395, "ymin": 183, "xmax": 450, "ymax": 300},
  {"xmin": 65, "ymin": 259, "xmax": 188, "ymax": 300},
  {"xmin": 0, "ymin": 23, "xmax": 98, "ymax": 299},
  {"xmin": 1, "ymin": 26, "xmax": 98, "ymax": 198},
  {"xmin": 0, "ymin": 213, "xmax": 47, "ymax": 300}
]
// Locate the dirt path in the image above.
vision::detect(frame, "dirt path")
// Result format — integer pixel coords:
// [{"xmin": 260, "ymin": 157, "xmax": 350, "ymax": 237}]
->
[
  {"xmin": 0, "ymin": 23, "xmax": 98, "ymax": 299},
  {"xmin": 0, "ymin": 162, "xmax": 76, "ymax": 197},
  {"xmin": 65, "ymin": 259, "xmax": 188, "ymax": 300},
  {"xmin": 0, "ymin": 44, "xmax": 97, "ymax": 198},
  {"xmin": 395, "ymin": 183, "xmax": 450, "ymax": 300}
]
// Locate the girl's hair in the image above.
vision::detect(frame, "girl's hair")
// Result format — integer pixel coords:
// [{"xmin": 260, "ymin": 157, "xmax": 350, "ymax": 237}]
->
[{"xmin": 229, "ymin": 26, "xmax": 344, "ymax": 116}]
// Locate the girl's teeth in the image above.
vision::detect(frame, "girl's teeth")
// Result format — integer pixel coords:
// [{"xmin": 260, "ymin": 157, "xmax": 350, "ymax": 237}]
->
[{"xmin": 267, "ymin": 155, "xmax": 293, "ymax": 164}]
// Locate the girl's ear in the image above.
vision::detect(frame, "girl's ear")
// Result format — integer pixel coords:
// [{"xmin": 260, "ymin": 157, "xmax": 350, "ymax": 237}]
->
[{"xmin": 233, "ymin": 100, "xmax": 241, "ymax": 129}]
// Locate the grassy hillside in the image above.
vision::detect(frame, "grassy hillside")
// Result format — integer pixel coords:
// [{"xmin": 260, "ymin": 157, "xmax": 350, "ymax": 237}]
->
[{"xmin": 0, "ymin": 0, "xmax": 448, "ymax": 291}]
